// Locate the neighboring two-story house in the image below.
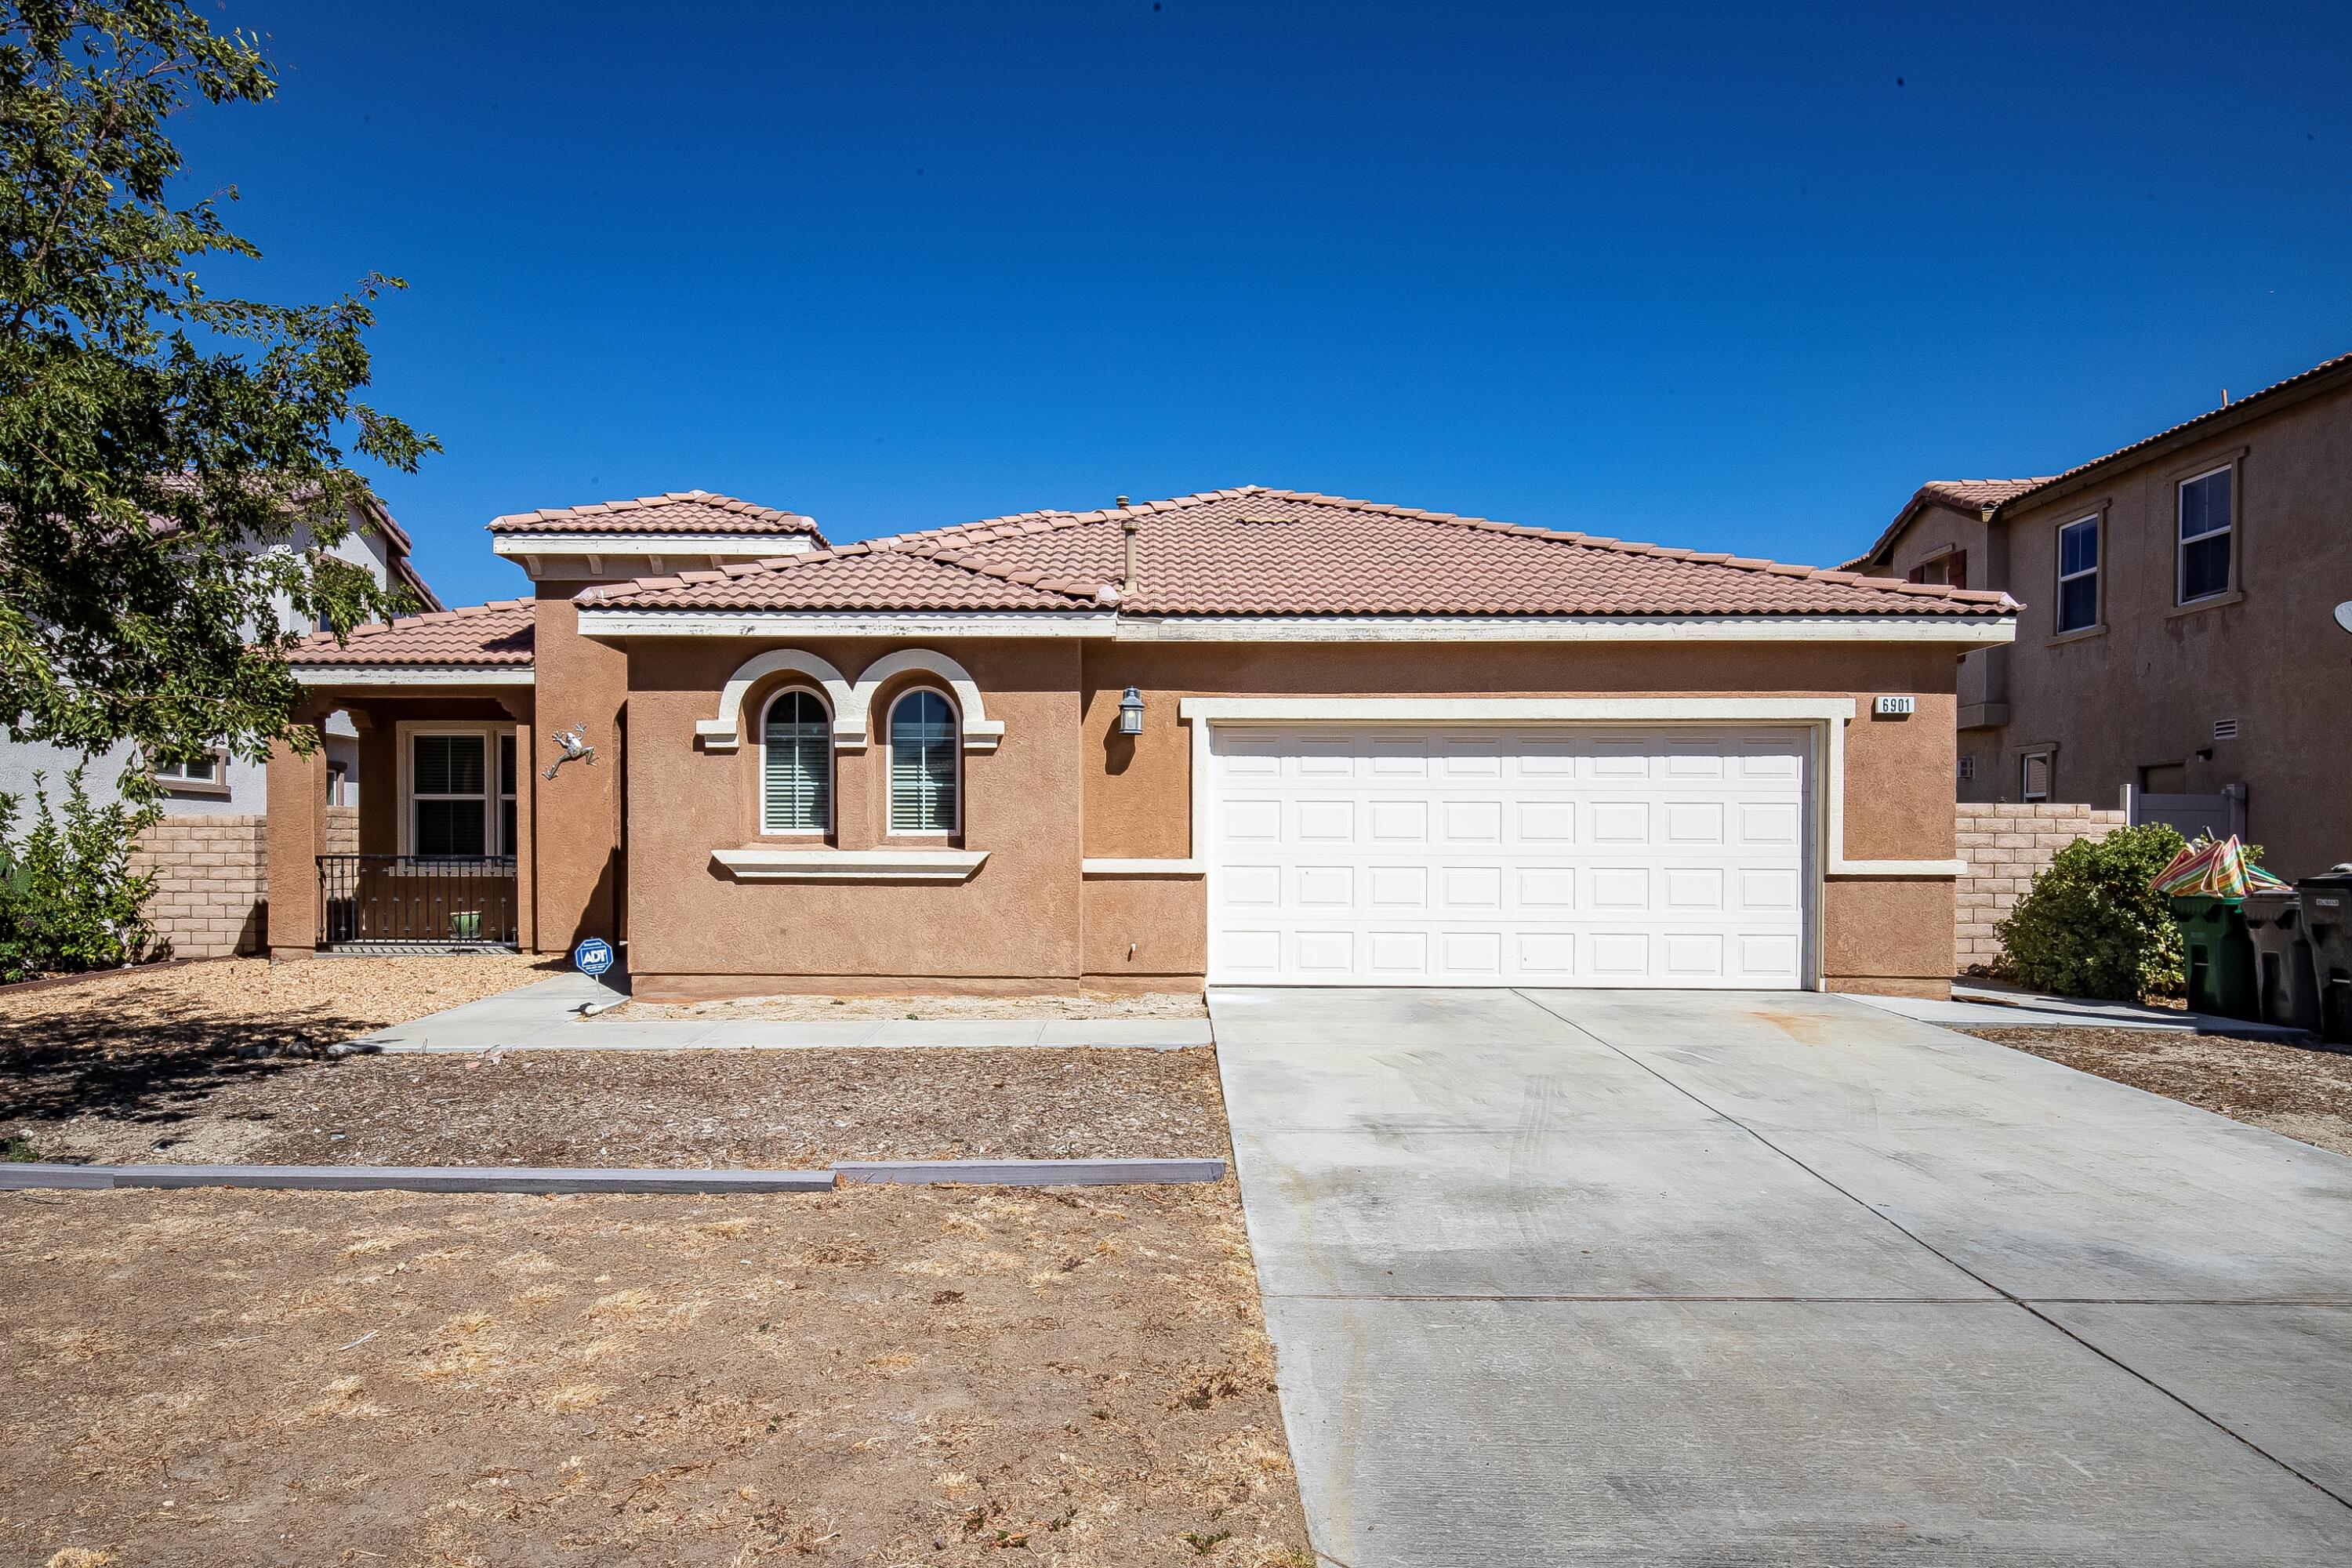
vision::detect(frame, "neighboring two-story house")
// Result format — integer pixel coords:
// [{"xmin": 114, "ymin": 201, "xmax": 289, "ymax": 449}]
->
[
  {"xmin": 1846, "ymin": 348, "xmax": 2352, "ymax": 877},
  {"xmin": 0, "ymin": 490, "xmax": 440, "ymax": 955}
]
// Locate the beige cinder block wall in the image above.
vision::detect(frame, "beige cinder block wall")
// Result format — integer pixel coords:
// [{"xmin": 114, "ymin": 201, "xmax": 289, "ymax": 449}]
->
[
  {"xmin": 130, "ymin": 815, "xmax": 267, "ymax": 958},
  {"xmin": 619, "ymin": 634, "xmax": 1965, "ymax": 1000},
  {"xmin": 1955, "ymin": 801, "xmax": 2128, "ymax": 973}
]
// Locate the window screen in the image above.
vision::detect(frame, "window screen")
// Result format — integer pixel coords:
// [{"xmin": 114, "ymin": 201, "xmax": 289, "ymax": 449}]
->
[
  {"xmin": 2056, "ymin": 517, "xmax": 2100, "ymax": 633},
  {"xmin": 763, "ymin": 691, "xmax": 833, "ymax": 833},
  {"xmin": 888, "ymin": 691, "xmax": 959, "ymax": 833},
  {"xmin": 2178, "ymin": 468, "xmax": 2232, "ymax": 602}
]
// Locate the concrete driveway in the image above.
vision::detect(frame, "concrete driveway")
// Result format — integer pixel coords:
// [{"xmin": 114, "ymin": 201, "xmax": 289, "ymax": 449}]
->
[{"xmin": 1211, "ymin": 987, "xmax": 2352, "ymax": 1566}]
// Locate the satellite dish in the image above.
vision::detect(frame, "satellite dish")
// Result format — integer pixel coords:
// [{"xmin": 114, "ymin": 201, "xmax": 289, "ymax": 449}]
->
[{"xmin": 2339, "ymin": 601, "xmax": 2352, "ymax": 635}]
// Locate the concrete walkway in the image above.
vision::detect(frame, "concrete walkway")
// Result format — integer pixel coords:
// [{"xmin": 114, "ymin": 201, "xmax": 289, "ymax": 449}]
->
[
  {"xmin": 1211, "ymin": 986, "xmax": 2352, "ymax": 1566},
  {"xmin": 1838, "ymin": 978, "xmax": 2311, "ymax": 1039},
  {"xmin": 354, "ymin": 975, "xmax": 1211, "ymax": 1051}
]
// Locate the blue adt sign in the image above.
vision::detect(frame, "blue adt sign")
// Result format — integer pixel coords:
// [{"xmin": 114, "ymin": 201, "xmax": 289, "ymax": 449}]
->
[{"xmin": 572, "ymin": 937, "xmax": 615, "ymax": 977}]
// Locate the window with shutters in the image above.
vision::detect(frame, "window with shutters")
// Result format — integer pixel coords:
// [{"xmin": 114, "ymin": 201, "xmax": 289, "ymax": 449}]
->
[
  {"xmin": 761, "ymin": 688, "xmax": 833, "ymax": 833},
  {"xmin": 887, "ymin": 689, "xmax": 959, "ymax": 833},
  {"xmin": 412, "ymin": 732, "xmax": 490, "ymax": 858}
]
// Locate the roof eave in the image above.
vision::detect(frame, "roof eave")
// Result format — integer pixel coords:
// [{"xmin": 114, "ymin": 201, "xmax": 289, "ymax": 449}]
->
[{"xmin": 1989, "ymin": 354, "xmax": 2352, "ymax": 518}]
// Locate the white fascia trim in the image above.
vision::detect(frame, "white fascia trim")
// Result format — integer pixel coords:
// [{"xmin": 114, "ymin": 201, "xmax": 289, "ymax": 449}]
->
[
  {"xmin": 711, "ymin": 846, "xmax": 989, "ymax": 882},
  {"xmin": 492, "ymin": 532, "xmax": 816, "ymax": 557},
  {"xmin": 1081, "ymin": 857, "xmax": 1204, "ymax": 877},
  {"xmin": 578, "ymin": 610, "xmax": 1116, "ymax": 640},
  {"xmin": 1177, "ymin": 697, "xmax": 1858, "ymax": 724},
  {"xmin": 1120, "ymin": 614, "xmax": 2016, "ymax": 645},
  {"xmin": 293, "ymin": 665, "xmax": 534, "ymax": 687},
  {"xmin": 1171, "ymin": 695, "xmax": 1952, "ymax": 884}
]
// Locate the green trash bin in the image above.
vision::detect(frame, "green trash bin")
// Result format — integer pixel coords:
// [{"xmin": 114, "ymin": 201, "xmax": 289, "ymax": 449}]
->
[{"xmin": 2171, "ymin": 895, "xmax": 2258, "ymax": 1020}]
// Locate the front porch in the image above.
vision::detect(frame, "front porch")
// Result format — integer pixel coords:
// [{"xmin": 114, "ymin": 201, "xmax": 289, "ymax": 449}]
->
[{"xmin": 267, "ymin": 678, "xmax": 538, "ymax": 960}]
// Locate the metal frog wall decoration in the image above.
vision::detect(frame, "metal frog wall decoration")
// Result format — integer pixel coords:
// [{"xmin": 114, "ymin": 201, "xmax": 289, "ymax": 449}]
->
[{"xmin": 543, "ymin": 723, "xmax": 597, "ymax": 780}]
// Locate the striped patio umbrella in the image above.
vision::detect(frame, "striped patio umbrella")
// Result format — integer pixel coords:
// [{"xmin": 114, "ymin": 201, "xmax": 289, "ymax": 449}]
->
[{"xmin": 2151, "ymin": 835, "xmax": 2288, "ymax": 898}]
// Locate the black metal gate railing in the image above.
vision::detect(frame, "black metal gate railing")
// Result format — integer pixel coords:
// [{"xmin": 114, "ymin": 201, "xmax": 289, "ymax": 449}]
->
[{"xmin": 318, "ymin": 855, "xmax": 518, "ymax": 948}]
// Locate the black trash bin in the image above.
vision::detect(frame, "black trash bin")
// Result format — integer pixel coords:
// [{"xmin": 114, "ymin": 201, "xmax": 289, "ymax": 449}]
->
[
  {"xmin": 2242, "ymin": 889, "xmax": 2321, "ymax": 1034},
  {"xmin": 2299, "ymin": 868, "xmax": 2352, "ymax": 1045}
]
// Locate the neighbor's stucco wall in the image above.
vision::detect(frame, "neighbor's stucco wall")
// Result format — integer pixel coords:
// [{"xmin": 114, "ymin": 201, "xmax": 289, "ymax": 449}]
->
[
  {"xmin": 1984, "ymin": 381, "xmax": 2352, "ymax": 877},
  {"xmin": 615, "ymin": 634, "xmax": 1965, "ymax": 998}
]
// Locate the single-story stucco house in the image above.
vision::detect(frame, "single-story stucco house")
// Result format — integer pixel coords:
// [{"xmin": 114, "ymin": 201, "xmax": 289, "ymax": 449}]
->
[{"xmin": 266, "ymin": 486, "xmax": 2016, "ymax": 1000}]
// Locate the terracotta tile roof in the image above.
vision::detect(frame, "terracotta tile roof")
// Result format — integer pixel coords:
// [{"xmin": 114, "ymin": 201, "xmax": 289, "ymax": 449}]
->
[
  {"xmin": 1917, "ymin": 479, "xmax": 2050, "ymax": 512},
  {"xmin": 580, "ymin": 488, "xmax": 2014, "ymax": 619},
  {"xmin": 2000, "ymin": 348, "xmax": 2352, "ymax": 509},
  {"xmin": 1853, "ymin": 347, "xmax": 2352, "ymax": 569},
  {"xmin": 486, "ymin": 490, "xmax": 823, "ymax": 540},
  {"xmin": 285, "ymin": 599, "xmax": 535, "ymax": 666}
]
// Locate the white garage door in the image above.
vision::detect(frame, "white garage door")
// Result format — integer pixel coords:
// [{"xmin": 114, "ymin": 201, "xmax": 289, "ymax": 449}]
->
[{"xmin": 1207, "ymin": 725, "xmax": 1811, "ymax": 987}]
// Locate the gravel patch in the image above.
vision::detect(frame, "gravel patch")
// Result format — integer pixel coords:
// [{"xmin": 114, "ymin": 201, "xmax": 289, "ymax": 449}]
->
[
  {"xmin": 0, "ymin": 1184, "xmax": 1308, "ymax": 1567},
  {"xmin": 12, "ymin": 1047, "xmax": 1232, "ymax": 1170},
  {"xmin": 1963, "ymin": 1025, "xmax": 2352, "ymax": 1157}
]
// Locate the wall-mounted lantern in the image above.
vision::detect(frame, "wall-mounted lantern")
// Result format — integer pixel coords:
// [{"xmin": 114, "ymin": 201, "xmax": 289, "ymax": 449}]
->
[{"xmin": 1116, "ymin": 685, "xmax": 1145, "ymax": 736}]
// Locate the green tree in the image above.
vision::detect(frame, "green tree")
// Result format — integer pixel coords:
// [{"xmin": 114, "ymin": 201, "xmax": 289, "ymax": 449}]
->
[
  {"xmin": 1994, "ymin": 823, "xmax": 2192, "ymax": 1003},
  {"xmin": 0, "ymin": 764, "xmax": 158, "ymax": 980},
  {"xmin": 0, "ymin": 0, "xmax": 433, "ymax": 774}
]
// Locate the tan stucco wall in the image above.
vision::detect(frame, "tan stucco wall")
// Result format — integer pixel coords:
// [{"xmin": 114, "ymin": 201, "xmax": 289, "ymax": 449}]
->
[
  {"xmin": 622, "ymin": 638, "xmax": 1087, "ymax": 998},
  {"xmin": 615, "ymin": 635, "xmax": 1962, "ymax": 998},
  {"xmin": 1985, "ymin": 383, "xmax": 2352, "ymax": 876},
  {"xmin": 1878, "ymin": 500, "xmax": 2008, "ymax": 750},
  {"xmin": 533, "ymin": 590, "xmax": 628, "ymax": 951}
]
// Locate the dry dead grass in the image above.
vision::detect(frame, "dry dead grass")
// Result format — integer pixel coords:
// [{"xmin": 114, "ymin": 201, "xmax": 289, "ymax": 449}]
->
[
  {"xmin": 1965, "ymin": 1025, "xmax": 2352, "ymax": 1156},
  {"xmin": 0, "ymin": 1183, "xmax": 1308, "ymax": 1567},
  {"xmin": 609, "ymin": 992, "xmax": 1207, "ymax": 1022},
  {"xmin": 21, "ymin": 1046, "xmax": 1232, "ymax": 1169},
  {"xmin": 0, "ymin": 954, "xmax": 558, "ymax": 1159}
]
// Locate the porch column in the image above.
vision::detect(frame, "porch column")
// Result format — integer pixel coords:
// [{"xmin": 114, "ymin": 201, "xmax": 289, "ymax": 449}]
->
[
  {"xmin": 500, "ymin": 693, "xmax": 537, "ymax": 952},
  {"xmin": 264, "ymin": 723, "xmax": 328, "ymax": 961}
]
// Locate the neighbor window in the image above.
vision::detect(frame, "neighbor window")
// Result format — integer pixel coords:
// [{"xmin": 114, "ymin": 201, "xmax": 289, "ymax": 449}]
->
[
  {"xmin": 412, "ymin": 733, "xmax": 488, "ymax": 858},
  {"xmin": 887, "ymin": 690, "xmax": 960, "ymax": 833},
  {"xmin": 154, "ymin": 753, "xmax": 220, "ymax": 786},
  {"xmin": 2177, "ymin": 466, "xmax": 2234, "ymax": 602},
  {"xmin": 761, "ymin": 689, "xmax": 833, "ymax": 833},
  {"xmin": 2056, "ymin": 516, "xmax": 2100, "ymax": 633},
  {"xmin": 1906, "ymin": 550, "xmax": 1965, "ymax": 588},
  {"xmin": 2020, "ymin": 752, "xmax": 2052, "ymax": 802}
]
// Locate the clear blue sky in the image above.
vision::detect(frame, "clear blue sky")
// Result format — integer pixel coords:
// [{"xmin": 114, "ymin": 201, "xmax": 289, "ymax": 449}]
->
[{"xmin": 179, "ymin": 1, "xmax": 2350, "ymax": 609}]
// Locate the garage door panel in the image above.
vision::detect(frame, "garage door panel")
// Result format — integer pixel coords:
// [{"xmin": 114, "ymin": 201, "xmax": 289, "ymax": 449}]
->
[{"xmin": 1208, "ymin": 724, "xmax": 1809, "ymax": 988}]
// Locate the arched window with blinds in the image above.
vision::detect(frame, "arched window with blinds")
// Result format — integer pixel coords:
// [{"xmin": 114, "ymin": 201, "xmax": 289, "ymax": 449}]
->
[
  {"xmin": 761, "ymin": 689, "xmax": 832, "ymax": 833},
  {"xmin": 888, "ymin": 689, "xmax": 959, "ymax": 833}
]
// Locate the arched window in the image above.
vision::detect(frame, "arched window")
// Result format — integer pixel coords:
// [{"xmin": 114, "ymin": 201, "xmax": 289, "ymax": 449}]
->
[
  {"xmin": 888, "ymin": 689, "xmax": 959, "ymax": 833},
  {"xmin": 762, "ymin": 689, "xmax": 832, "ymax": 833}
]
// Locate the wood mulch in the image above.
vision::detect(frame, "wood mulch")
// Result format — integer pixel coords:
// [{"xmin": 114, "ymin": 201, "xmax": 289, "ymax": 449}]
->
[
  {"xmin": 1962, "ymin": 1025, "xmax": 2352, "ymax": 1157},
  {"xmin": 0, "ymin": 1183, "xmax": 1311, "ymax": 1567},
  {"xmin": 13, "ymin": 1046, "xmax": 1231, "ymax": 1169},
  {"xmin": 608, "ymin": 992, "xmax": 1209, "ymax": 1022}
]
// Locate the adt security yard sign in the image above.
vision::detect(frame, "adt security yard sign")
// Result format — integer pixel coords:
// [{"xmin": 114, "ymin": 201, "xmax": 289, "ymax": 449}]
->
[{"xmin": 573, "ymin": 937, "xmax": 615, "ymax": 977}]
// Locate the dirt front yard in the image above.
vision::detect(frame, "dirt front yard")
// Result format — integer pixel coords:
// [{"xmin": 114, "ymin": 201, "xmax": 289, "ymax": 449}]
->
[
  {"xmin": 1964, "ymin": 1026, "xmax": 2352, "ymax": 1156},
  {"xmin": 14, "ymin": 1046, "xmax": 1230, "ymax": 1169},
  {"xmin": 1, "ymin": 1183, "xmax": 1308, "ymax": 1567}
]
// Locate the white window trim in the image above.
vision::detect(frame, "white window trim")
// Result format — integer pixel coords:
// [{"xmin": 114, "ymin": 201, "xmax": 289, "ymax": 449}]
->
[
  {"xmin": 2055, "ymin": 515, "xmax": 2101, "ymax": 633},
  {"xmin": 2176, "ymin": 463, "xmax": 2235, "ymax": 604},
  {"xmin": 757, "ymin": 684, "xmax": 834, "ymax": 837},
  {"xmin": 2021, "ymin": 751, "xmax": 2053, "ymax": 803},
  {"xmin": 395, "ymin": 720, "xmax": 518, "ymax": 859},
  {"xmin": 885, "ymin": 688, "xmax": 963, "ymax": 837},
  {"xmin": 154, "ymin": 746, "xmax": 232, "ymax": 797}
]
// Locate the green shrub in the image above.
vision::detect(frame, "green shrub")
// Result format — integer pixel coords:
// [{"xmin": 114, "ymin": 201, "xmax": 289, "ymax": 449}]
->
[
  {"xmin": 0, "ymin": 767, "xmax": 162, "ymax": 984},
  {"xmin": 1994, "ymin": 822, "xmax": 2191, "ymax": 1002}
]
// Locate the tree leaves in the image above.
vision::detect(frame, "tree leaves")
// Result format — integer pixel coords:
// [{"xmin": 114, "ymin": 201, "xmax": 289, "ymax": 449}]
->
[{"xmin": 0, "ymin": 1, "xmax": 437, "ymax": 764}]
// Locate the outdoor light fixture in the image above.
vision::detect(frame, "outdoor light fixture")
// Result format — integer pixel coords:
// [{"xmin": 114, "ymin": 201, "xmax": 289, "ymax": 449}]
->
[{"xmin": 1116, "ymin": 685, "xmax": 1145, "ymax": 735}]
